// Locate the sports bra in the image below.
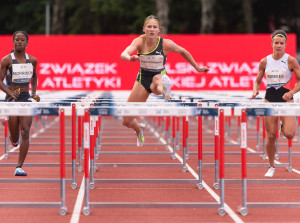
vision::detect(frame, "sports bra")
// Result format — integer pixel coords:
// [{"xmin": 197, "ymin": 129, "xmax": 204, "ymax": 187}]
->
[{"xmin": 6, "ymin": 52, "xmax": 33, "ymax": 86}]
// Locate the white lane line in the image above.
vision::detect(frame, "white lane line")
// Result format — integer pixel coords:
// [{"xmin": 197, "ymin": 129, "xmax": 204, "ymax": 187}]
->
[
  {"xmin": 70, "ymin": 177, "xmax": 85, "ymax": 223},
  {"xmin": 0, "ymin": 147, "xmax": 18, "ymax": 160},
  {"xmin": 149, "ymin": 125, "xmax": 244, "ymax": 223}
]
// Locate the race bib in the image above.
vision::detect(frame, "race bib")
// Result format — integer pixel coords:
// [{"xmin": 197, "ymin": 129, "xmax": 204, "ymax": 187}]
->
[
  {"xmin": 265, "ymin": 68, "xmax": 286, "ymax": 87},
  {"xmin": 12, "ymin": 63, "xmax": 33, "ymax": 83},
  {"xmin": 139, "ymin": 55, "xmax": 164, "ymax": 70}
]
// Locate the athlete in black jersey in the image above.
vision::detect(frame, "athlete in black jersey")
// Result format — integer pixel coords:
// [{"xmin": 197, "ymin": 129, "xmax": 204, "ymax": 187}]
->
[
  {"xmin": 121, "ymin": 15, "xmax": 209, "ymax": 147},
  {"xmin": 0, "ymin": 31, "xmax": 40, "ymax": 176}
]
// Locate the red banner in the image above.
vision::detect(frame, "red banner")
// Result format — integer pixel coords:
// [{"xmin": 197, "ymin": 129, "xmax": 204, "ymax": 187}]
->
[{"xmin": 0, "ymin": 34, "xmax": 296, "ymax": 91}]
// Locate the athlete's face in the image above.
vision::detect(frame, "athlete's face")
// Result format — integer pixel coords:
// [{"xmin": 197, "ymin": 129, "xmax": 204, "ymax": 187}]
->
[
  {"xmin": 272, "ymin": 36, "xmax": 286, "ymax": 55},
  {"xmin": 13, "ymin": 33, "xmax": 27, "ymax": 52},
  {"xmin": 143, "ymin": 19, "xmax": 160, "ymax": 38}
]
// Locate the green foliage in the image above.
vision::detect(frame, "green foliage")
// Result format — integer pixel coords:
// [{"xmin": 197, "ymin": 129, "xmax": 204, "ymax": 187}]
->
[
  {"xmin": 0, "ymin": 0, "xmax": 46, "ymax": 35},
  {"xmin": 0, "ymin": 0, "xmax": 299, "ymax": 43},
  {"xmin": 168, "ymin": 0, "xmax": 201, "ymax": 34},
  {"xmin": 65, "ymin": 0, "xmax": 156, "ymax": 34}
]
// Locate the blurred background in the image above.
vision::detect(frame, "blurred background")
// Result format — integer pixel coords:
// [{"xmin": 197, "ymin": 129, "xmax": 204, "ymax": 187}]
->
[{"xmin": 0, "ymin": 0, "xmax": 299, "ymax": 94}]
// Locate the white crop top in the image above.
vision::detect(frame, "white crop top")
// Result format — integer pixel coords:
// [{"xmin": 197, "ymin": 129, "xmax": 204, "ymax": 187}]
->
[{"xmin": 265, "ymin": 53, "xmax": 293, "ymax": 89}]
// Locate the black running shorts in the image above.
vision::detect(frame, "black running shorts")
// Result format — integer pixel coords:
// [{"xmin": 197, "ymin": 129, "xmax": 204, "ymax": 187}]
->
[
  {"xmin": 5, "ymin": 91, "xmax": 31, "ymax": 102},
  {"xmin": 136, "ymin": 69, "xmax": 167, "ymax": 93},
  {"xmin": 265, "ymin": 87, "xmax": 293, "ymax": 102}
]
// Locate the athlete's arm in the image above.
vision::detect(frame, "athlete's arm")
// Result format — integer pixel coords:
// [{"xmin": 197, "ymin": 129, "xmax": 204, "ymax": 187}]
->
[
  {"xmin": 0, "ymin": 56, "xmax": 17, "ymax": 99},
  {"xmin": 30, "ymin": 56, "xmax": 40, "ymax": 102},
  {"xmin": 120, "ymin": 37, "xmax": 141, "ymax": 62},
  {"xmin": 163, "ymin": 39, "xmax": 209, "ymax": 73},
  {"xmin": 251, "ymin": 58, "xmax": 266, "ymax": 100},
  {"xmin": 282, "ymin": 56, "xmax": 300, "ymax": 101}
]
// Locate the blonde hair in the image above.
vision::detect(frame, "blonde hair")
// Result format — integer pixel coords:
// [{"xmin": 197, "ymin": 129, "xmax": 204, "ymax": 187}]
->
[
  {"xmin": 143, "ymin": 15, "xmax": 160, "ymax": 27},
  {"xmin": 271, "ymin": 30, "xmax": 287, "ymax": 41}
]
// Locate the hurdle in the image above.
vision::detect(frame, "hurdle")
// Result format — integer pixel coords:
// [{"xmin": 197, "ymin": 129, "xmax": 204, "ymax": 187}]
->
[
  {"xmin": 0, "ymin": 106, "xmax": 67, "ymax": 215},
  {"xmin": 86, "ymin": 101, "xmax": 201, "ymax": 167},
  {"xmin": 174, "ymin": 100, "xmax": 299, "ymax": 191},
  {"xmin": 232, "ymin": 106, "xmax": 300, "ymax": 216},
  {"xmin": 0, "ymin": 102, "xmax": 79, "ymax": 189},
  {"xmin": 81, "ymin": 104, "xmax": 226, "ymax": 216}
]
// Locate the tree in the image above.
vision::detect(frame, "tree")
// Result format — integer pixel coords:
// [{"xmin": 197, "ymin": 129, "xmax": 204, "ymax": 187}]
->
[
  {"xmin": 52, "ymin": 0, "xmax": 66, "ymax": 34},
  {"xmin": 200, "ymin": 0, "xmax": 215, "ymax": 33},
  {"xmin": 155, "ymin": 0, "xmax": 169, "ymax": 34},
  {"xmin": 243, "ymin": 0, "xmax": 253, "ymax": 33}
]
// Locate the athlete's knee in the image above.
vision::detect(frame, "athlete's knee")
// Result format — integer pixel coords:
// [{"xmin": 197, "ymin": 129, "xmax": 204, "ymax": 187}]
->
[
  {"xmin": 21, "ymin": 126, "xmax": 30, "ymax": 139},
  {"xmin": 10, "ymin": 134, "xmax": 19, "ymax": 143},
  {"xmin": 266, "ymin": 133, "xmax": 276, "ymax": 142},
  {"xmin": 283, "ymin": 130, "xmax": 295, "ymax": 140},
  {"xmin": 152, "ymin": 75, "xmax": 160, "ymax": 84},
  {"xmin": 122, "ymin": 117, "xmax": 133, "ymax": 128}
]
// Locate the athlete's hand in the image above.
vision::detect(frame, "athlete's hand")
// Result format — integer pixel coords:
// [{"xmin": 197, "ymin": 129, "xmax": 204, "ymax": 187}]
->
[
  {"xmin": 250, "ymin": 91, "xmax": 259, "ymax": 100},
  {"xmin": 282, "ymin": 91, "xmax": 293, "ymax": 101},
  {"xmin": 31, "ymin": 94, "xmax": 40, "ymax": 102},
  {"xmin": 11, "ymin": 88, "xmax": 20, "ymax": 99},
  {"xmin": 197, "ymin": 66, "xmax": 209, "ymax": 73},
  {"xmin": 129, "ymin": 55, "xmax": 139, "ymax": 62}
]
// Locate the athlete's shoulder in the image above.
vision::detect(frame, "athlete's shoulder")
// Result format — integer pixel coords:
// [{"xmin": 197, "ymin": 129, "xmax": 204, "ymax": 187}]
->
[
  {"xmin": 131, "ymin": 35, "xmax": 144, "ymax": 47},
  {"xmin": 135, "ymin": 35, "xmax": 145, "ymax": 42},
  {"xmin": 28, "ymin": 54, "xmax": 37, "ymax": 64},
  {"xmin": 260, "ymin": 56, "xmax": 268, "ymax": 63},
  {"xmin": 287, "ymin": 55, "xmax": 299, "ymax": 67},
  {"xmin": 1, "ymin": 54, "xmax": 12, "ymax": 66},
  {"xmin": 162, "ymin": 38, "xmax": 175, "ymax": 48},
  {"xmin": 259, "ymin": 57, "xmax": 267, "ymax": 69}
]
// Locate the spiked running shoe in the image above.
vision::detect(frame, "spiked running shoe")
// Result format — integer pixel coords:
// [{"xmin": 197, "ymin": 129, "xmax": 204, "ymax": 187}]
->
[
  {"xmin": 14, "ymin": 167, "xmax": 27, "ymax": 176},
  {"xmin": 162, "ymin": 75, "xmax": 172, "ymax": 100},
  {"xmin": 264, "ymin": 167, "xmax": 275, "ymax": 177},
  {"xmin": 136, "ymin": 123, "xmax": 145, "ymax": 147}
]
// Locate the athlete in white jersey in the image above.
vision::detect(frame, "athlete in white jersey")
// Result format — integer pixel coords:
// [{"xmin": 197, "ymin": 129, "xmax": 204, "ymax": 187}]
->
[
  {"xmin": 0, "ymin": 31, "xmax": 40, "ymax": 176},
  {"xmin": 121, "ymin": 15, "xmax": 209, "ymax": 147},
  {"xmin": 251, "ymin": 30, "xmax": 300, "ymax": 177}
]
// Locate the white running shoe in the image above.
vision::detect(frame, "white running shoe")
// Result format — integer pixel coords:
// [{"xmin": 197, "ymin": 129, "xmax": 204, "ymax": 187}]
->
[
  {"xmin": 136, "ymin": 123, "xmax": 145, "ymax": 147},
  {"xmin": 264, "ymin": 167, "xmax": 275, "ymax": 177},
  {"xmin": 162, "ymin": 75, "xmax": 172, "ymax": 100}
]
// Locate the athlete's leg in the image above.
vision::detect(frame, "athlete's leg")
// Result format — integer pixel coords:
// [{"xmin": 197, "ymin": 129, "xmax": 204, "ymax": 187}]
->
[
  {"xmin": 8, "ymin": 116, "xmax": 20, "ymax": 145},
  {"xmin": 151, "ymin": 73, "xmax": 172, "ymax": 99},
  {"xmin": 151, "ymin": 73, "xmax": 163, "ymax": 95},
  {"xmin": 17, "ymin": 116, "xmax": 32, "ymax": 167},
  {"xmin": 122, "ymin": 81, "xmax": 150, "ymax": 133},
  {"xmin": 264, "ymin": 116, "xmax": 278, "ymax": 167},
  {"xmin": 280, "ymin": 116, "xmax": 296, "ymax": 139}
]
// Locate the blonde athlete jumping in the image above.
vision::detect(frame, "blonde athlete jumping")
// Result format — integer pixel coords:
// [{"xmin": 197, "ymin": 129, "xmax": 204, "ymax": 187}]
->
[{"xmin": 121, "ymin": 15, "xmax": 209, "ymax": 147}]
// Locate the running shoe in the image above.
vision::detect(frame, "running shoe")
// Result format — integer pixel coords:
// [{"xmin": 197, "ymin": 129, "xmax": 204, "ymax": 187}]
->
[
  {"xmin": 14, "ymin": 167, "xmax": 27, "ymax": 176},
  {"xmin": 264, "ymin": 167, "xmax": 275, "ymax": 177},
  {"xmin": 136, "ymin": 123, "xmax": 145, "ymax": 147},
  {"xmin": 162, "ymin": 75, "xmax": 172, "ymax": 100}
]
